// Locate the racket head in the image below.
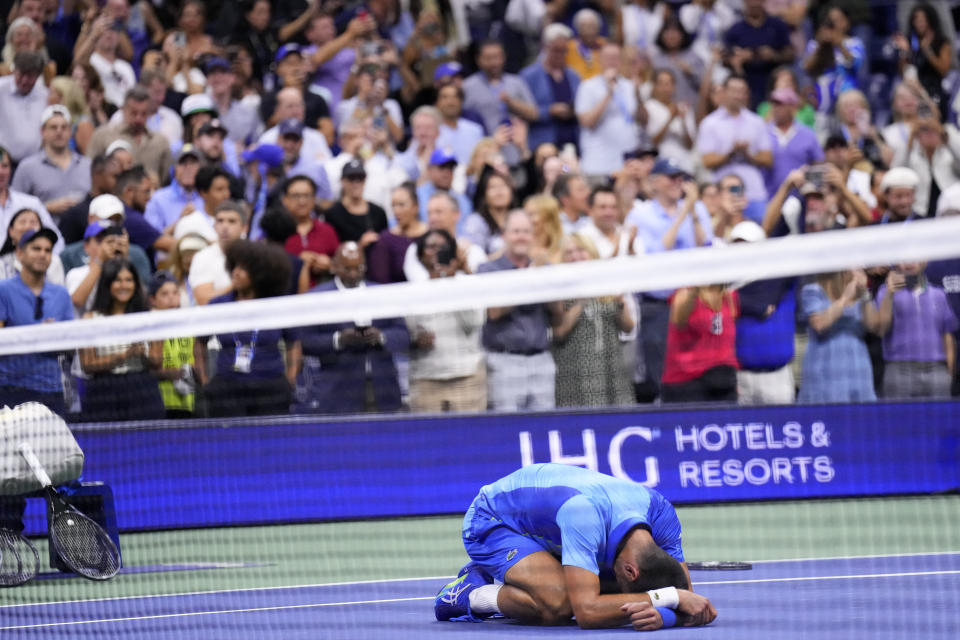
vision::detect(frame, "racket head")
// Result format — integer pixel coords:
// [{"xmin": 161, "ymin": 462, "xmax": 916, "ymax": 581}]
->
[
  {"xmin": 0, "ymin": 528, "xmax": 39, "ymax": 587},
  {"xmin": 44, "ymin": 488, "xmax": 121, "ymax": 581},
  {"xmin": 686, "ymin": 561, "xmax": 753, "ymax": 571}
]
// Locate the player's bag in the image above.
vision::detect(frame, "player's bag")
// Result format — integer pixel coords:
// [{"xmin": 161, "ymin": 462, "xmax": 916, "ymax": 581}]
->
[{"xmin": 0, "ymin": 403, "xmax": 84, "ymax": 495}]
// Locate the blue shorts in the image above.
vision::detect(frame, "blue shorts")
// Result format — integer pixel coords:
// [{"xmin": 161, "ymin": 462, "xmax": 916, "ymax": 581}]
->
[{"xmin": 461, "ymin": 495, "xmax": 555, "ymax": 583}]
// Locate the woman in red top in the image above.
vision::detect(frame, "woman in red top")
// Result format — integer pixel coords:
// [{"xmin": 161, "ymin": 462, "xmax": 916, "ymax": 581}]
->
[
  {"xmin": 661, "ymin": 285, "xmax": 739, "ymax": 403},
  {"xmin": 281, "ymin": 175, "xmax": 339, "ymax": 287}
]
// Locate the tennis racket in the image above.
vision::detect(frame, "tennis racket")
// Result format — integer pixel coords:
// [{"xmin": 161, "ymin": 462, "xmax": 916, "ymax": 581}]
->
[
  {"xmin": 0, "ymin": 527, "xmax": 39, "ymax": 586},
  {"xmin": 686, "ymin": 561, "xmax": 752, "ymax": 571},
  {"xmin": 18, "ymin": 443, "xmax": 121, "ymax": 581}
]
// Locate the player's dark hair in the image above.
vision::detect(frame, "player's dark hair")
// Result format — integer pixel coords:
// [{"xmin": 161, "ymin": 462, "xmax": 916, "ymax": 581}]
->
[{"xmin": 617, "ymin": 536, "xmax": 689, "ymax": 593}]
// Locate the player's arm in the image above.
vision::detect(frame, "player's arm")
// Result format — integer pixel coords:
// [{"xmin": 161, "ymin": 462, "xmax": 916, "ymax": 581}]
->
[{"xmin": 564, "ymin": 566, "xmax": 715, "ymax": 629}]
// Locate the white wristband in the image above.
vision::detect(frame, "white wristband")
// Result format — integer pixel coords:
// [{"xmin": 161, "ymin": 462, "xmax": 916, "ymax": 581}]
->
[{"xmin": 647, "ymin": 587, "xmax": 679, "ymax": 609}]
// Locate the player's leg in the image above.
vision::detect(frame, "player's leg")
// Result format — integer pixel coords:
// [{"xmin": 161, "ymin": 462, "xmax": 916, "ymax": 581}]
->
[{"xmin": 499, "ymin": 550, "xmax": 572, "ymax": 625}]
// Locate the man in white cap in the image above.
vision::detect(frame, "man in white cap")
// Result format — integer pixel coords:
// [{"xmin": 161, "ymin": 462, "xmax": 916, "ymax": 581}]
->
[
  {"xmin": 59, "ymin": 193, "xmax": 151, "ymax": 284},
  {"xmin": 86, "ymin": 86, "xmax": 173, "ymax": 182},
  {"xmin": 729, "ymin": 220, "xmax": 797, "ymax": 405},
  {"xmin": 11, "ymin": 104, "xmax": 91, "ymax": 220},
  {"xmin": 879, "ymin": 167, "xmax": 920, "ymax": 224}
]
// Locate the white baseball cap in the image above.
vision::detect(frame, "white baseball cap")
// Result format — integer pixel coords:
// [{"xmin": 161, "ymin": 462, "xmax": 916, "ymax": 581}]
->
[
  {"xmin": 41, "ymin": 104, "xmax": 71, "ymax": 126},
  {"xmin": 88, "ymin": 194, "xmax": 126, "ymax": 221},
  {"xmin": 729, "ymin": 220, "xmax": 766, "ymax": 243}
]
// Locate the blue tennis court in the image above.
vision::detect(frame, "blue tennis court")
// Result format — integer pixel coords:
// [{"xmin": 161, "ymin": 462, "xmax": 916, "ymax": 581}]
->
[{"xmin": 4, "ymin": 548, "xmax": 959, "ymax": 638}]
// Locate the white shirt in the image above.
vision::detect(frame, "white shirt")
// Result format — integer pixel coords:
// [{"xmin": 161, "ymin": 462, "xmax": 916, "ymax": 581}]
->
[
  {"xmin": 402, "ymin": 240, "xmax": 487, "ymax": 282},
  {"xmin": 577, "ymin": 219, "xmax": 646, "ymax": 259},
  {"xmin": 259, "ymin": 126, "xmax": 332, "ymax": 165},
  {"xmin": 187, "ymin": 242, "xmax": 229, "ymax": 292},
  {"xmin": 333, "ymin": 96, "xmax": 403, "ymax": 131},
  {"xmin": 407, "ymin": 296, "xmax": 485, "ymax": 380},
  {"xmin": 89, "ymin": 52, "xmax": 136, "ymax": 108},
  {"xmin": 644, "ymin": 99, "xmax": 697, "ymax": 174},
  {"xmin": 323, "ymin": 152, "xmax": 407, "ymax": 213},
  {"xmin": 575, "ymin": 75, "xmax": 639, "ymax": 176},
  {"xmin": 65, "ymin": 264, "xmax": 95, "ymax": 316},
  {"xmin": 0, "ymin": 75, "xmax": 48, "ymax": 162}
]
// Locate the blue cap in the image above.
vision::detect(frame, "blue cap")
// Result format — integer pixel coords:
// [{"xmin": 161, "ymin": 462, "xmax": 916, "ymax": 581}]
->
[
  {"xmin": 18, "ymin": 227, "xmax": 58, "ymax": 249},
  {"xmin": 241, "ymin": 143, "xmax": 284, "ymax": 168},
  {"xmin": 429, "ymin": 147, "xmax": 457, "ymax": 166},
  {"xmin": 433, "ymin": 61, "xmax": 463, "ymax": 83},
  {"xmin": 650, "ymin": 157, "xmax": 687, "ymax": 177},
  {"xmin": 204, "ymin": 56, "xmax": 231, "ymax": 74},
  {"xmin": 83, "ymin": 221, "xmax": 119, "ymax": 240},
  {"xmin": 275, "ymin": 44, "xmax": 301, "ymax": 63},
  {"xmin": 278, "ymin": 118, "xmax": 304, "ymax": 138}
]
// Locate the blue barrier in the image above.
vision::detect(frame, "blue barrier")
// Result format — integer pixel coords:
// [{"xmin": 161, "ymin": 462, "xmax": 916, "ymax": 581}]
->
[{"xmin": 23, "ymin": 402, "xmax": 960, "ymax": 534}]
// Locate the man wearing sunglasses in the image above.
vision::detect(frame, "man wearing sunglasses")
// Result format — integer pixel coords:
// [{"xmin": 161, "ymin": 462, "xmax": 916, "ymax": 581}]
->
[{"xmin": 0, "ymin": 227, "xmax": 74, "ymax": 415}]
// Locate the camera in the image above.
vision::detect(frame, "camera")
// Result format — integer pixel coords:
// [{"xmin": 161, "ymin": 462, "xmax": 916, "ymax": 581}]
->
[{"xmin": 805, "ymin": 164, "xmax": 827, "ymax": 188}]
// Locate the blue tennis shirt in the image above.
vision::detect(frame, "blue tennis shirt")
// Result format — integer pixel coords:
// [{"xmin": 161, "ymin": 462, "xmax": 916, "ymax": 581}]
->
[{"xmin": 473, "ymin": 464, "xmax": 683, "ymax": 575}]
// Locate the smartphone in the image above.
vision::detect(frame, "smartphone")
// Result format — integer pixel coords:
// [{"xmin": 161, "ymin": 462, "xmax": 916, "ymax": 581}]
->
[
  {"xmin": 436, "ymin": 247, "xmax": 454, "ymax": 266},
  {"xmin": 917, "ymin": 103, "xmax": 933, "ymax": 119},
  {"xmin": 372, "ymin": 113, "xmax": 386, "ymax": 130},
  {"xmin": 805, "ymin": 164, "xmax": 827, "ymax": 188},
  {"xmin": 174, "ymin": 31, "xmax": 186, "ymax": 47},
  {"xmin": 904, "ymin": 274, "xmax": 920, "ymax": 289}
]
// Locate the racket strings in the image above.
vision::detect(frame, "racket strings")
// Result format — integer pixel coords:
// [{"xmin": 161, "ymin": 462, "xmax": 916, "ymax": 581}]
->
[
  {"xmin": 51, "ymin": 514, "xmax": 121, "ymax": 580},
  {"xmin": 0, "ymin": 528, "xmax": 39, "ymax": 586}
]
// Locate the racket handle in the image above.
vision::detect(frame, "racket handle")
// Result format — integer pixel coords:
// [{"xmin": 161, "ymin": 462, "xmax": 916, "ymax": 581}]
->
[{"xmin": 18, "ymin": 442, "xmax": 52, "ymax": 488}]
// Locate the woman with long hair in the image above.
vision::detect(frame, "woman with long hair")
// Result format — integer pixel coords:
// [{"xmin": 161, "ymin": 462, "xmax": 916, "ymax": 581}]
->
[
  {"xmin": 71, "ymin": 62, "xmax": 116, "ymax": 126},
  {"xmin": 1, "ymin": 208, "xmax": 65, "ymax": 284},
  {"xmin": 201, "ymin": 240, "xmax": 299, "ymax": 417},
  {"xmin": 644, "ymin": 68, "xmax": 697, "ymax": 174},
  {"xmin": 368, "ymin": 183, "xmax": 428, "ymax": 283},
  {"xmin": 894, "ymin": 3, "xmax": 953, "ymax": 121},
  {"xmin": 798, "ymin": 270, "xmax": 883, "ymax": 403},
  {"xmin": 164, "ymin": 233, "xmax": 210, "ymax": 307},
  {"xmin": 79, "ymin": 258, "xmax": 165, "ymax": 422},
  {"xmin": 803, "ymin": 5, "xmax": 865, "ymax": 119},
  {"xmin": 650, "ymin": 19, "xmax": 703, "ymax": 107},
  {"xmin": 525, "ymin": 194, "xmax": 565, "ymax": 265},
  {"xmin": 552, "ymin": 234, "xmax": 635, "ymax": 407},
  {"xmin": 463, "ymin": 169, "xmax": 516, "ymax": 257}
]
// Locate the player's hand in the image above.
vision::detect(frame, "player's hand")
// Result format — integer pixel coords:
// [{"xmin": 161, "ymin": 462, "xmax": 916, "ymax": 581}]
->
[
  {"xmin": 363, "ymin": 326, "xmax": 384, "ymax": 347},
  {"xmin": 338, "ymin": 327, "xmax": 366, "ymax": 350},
  {"xmin": 621, "ymin": 601, "xmax": 663, "ymax": 631},
  {"xmin": 677, "ymin": 590, "xmax": 717, "ymax": 626}
]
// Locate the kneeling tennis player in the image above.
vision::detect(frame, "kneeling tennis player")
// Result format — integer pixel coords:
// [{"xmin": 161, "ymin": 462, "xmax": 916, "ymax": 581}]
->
[{"xmin": 435, "ymin": 463, "xmax": 717, "ymax": 630}]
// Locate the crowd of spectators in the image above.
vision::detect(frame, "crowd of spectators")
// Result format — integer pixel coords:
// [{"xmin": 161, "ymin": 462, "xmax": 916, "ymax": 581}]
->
[{"xmin": 1, "ymin": 0, "xmax": 959, "ymax": 422}]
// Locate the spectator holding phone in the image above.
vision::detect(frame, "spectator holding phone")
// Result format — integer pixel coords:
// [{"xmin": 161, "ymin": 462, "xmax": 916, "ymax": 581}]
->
[
  {"xmin": 802, "ymin": 5, "xmax": 864, "ymax": 119},
  {"xmin": 893, "ymin": 4, "xmax": 954, "ymax": 122},
  {"xmin": 406, "ymin": 229, "xmax": 486, "ymax": 413},
  {"xmin": 798, "ymin": 269, "xmax": 883, "ymax": 403},
  {"xmin": 875, "ymin": 263, "xmax": 958, "ymax": 398},
  {"xmin": 296, "ymin": 242, "xmax": 408, "ymax": 414},
  {"xmin": 825, "ymin": 89, "xmax": 890, "ymax": 169},
  {"xmin": 891, "ymin": 116, "xmax": 960, "ymax": 219},
  {"xmin": 764, "ymin": 86, "xmax": 824, "ymax": 198}
]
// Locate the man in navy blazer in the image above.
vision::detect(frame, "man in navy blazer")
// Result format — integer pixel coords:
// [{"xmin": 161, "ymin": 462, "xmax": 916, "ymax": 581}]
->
[
  {"xmin": 520, "ymin": 23, "xmax": 581, "ymax": 152},
  {"xmin": 295, "ymin": 243, "xmax": 408, "ymax": 414}
]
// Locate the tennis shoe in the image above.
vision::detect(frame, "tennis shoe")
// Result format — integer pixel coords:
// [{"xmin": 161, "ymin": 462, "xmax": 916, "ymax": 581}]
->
[{"xmin": 434, "ymin": 563, "xmax": 492, "ymax": 622}]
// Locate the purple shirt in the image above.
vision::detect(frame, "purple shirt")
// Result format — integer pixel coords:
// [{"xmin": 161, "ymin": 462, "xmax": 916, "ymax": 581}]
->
[
  {"xmin": 367, "ymin": 231, "xmax": 414, "ymax": 284},
  {"xmin": 305, "ymin": 45, "xmax": 355, "ymax": 112},
  {"xmin": 877, "ymin": 284, "xmax": 959, "ymax": 362},
  {"xmin": 765, "ymin": 123, "xmax": 824, "ymax": 197},
  {"xmin": 697, "ymin": 107, "xmax": 772, "ymax": 202}
]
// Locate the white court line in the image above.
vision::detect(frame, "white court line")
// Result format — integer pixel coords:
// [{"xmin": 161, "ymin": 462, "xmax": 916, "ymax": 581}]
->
[
  {"xmin": 0, "ymin": 596, "xmax": 435, "ymax": 631},
  {"xmin": 5, "ymin": 569, "xmax": 960, "ymax": 631},
  {"xmin": 747, "ymin": 550, "xmax": 960, "ymax": 565},
  {"xmin": 1, "ymin": 575, "xmax": 449, "ymax": 610},
  {"xmin": 7, "ymin": 551, "xmax": 960, "ymax": 612},
  {"xmin": 695, "ymin": 569, "xmax": 960, "ymax": 586}
]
